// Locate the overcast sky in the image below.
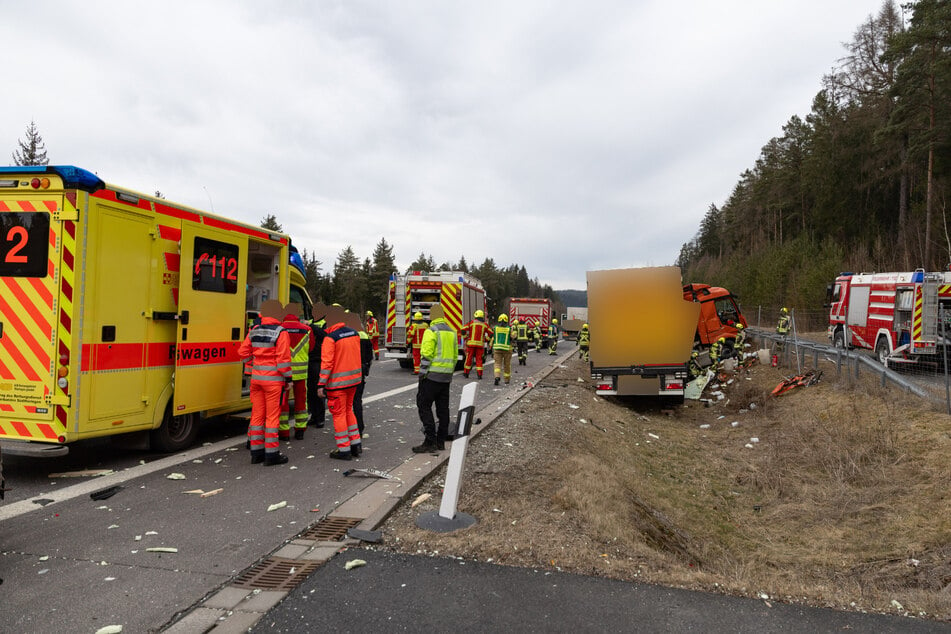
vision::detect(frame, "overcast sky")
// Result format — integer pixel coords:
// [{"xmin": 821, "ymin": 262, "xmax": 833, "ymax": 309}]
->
[{"xmin": 3, "ymin": 1, "xmax": 889, "ymax": 290}]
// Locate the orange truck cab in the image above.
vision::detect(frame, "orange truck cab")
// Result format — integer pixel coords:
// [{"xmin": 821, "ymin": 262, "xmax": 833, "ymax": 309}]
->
[{"xmin": 682, "ymin": 283, "xmax": 746, "ymax": 347}]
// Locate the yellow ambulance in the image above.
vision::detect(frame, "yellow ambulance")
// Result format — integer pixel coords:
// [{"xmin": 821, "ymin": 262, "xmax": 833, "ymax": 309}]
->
[{"xmin": 0, "ymin": 165, "xmax": 311, "ymax": 454}]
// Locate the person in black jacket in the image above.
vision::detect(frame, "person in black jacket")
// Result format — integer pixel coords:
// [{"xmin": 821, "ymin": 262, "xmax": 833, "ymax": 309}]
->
[{"xmin": 353, "ymin": 326, "xmax": 374, "ymax": 439}]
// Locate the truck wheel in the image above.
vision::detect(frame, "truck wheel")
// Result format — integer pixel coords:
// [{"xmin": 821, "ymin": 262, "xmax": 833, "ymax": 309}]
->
[
  {"xmin": 832, "ymin": 330, "xmax": 845, "ymax": 349},
  {"xmin": 150, "ymin": 405, "xmax": 199, "ymax": 452},
  {"xmin": 875, "ymin": 337, "xmax": 890, "ymax": 367},
  {"xmin": 398, "ymin": 358, "xmax": 412, "ymax": 369}
]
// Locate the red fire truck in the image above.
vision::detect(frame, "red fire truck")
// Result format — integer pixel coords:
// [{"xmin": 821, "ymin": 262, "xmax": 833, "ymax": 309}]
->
[{"xmin": 827, "ymin": 269, "xmax": 951, "ymax": 365}]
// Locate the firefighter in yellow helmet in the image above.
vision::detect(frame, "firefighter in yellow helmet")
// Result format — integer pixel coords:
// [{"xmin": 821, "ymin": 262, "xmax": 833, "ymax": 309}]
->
[
  {"xmin": 461, "ymin": 309, "xmax": 492, "ymax": 378},
  {"xmin": 513, "ymin": 318, "xmax": 530, "ymax": 365},
  {"xmin": 688, "ymin": 349, "xmax": 704, "ymax": 378},
  {"xmin": 365, "ymin": 310, "xmax": 380, "ymax": 360},
  {"xmin": 734, "ymin": 323, "xmax": 747, "ymax": 356},
  {"xmin": 492, "ymin": 314, "xmax": 513, "ymax": 385},
  {"xmin": 776, "ymin": 307, "xmax": 790, "ymax": 352},
  {"xmin": 406, "ymin": 311, "xmax": 428, "ymax": 374},
  {"xmin": 548, "ymin": 317, "xmax": 560, "ymax": 355},
  {"xmin": 710, "ymin": 337, "xmax": 726, "ymax": 366},
  {"xmin": 577, "ymin": 323, "xmax": 590, "ymax": 361}
]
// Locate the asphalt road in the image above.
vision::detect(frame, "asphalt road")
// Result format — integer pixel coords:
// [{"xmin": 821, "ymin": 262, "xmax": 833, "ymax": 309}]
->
[{"xmin": 0, "ymin": 345, "xmax": 559, "ymax": 632}]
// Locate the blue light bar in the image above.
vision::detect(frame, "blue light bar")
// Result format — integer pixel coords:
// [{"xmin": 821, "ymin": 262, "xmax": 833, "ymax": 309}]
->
[
  {"xmin": 912, "ymin": 270, "xmax": 924, "ymax": 283},
  {"xmin": 2, "ymin": 165, "xmax": 104, "ymax": 191},
  {"xmin": 288, "ymin": 244, "xmax": 306, "ymax": 277}
]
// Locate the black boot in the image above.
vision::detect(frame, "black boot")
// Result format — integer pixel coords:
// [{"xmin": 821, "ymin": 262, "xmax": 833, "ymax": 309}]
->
[
  {"xmin": 329, "ymin": 448, "xmax": 352, "ymax": 461},
  {"xmin": 294, "ymin": 428, "xmax": 305, "ymax": 440},
  {"xmin": 350, "ymin": 443, "xmax": 362, "ymax": 457},
  {"xmin": 250, "ymin": 449, "xmax": 265, "ymax": 464},
  {"xmin": 494, "ymin": 377, "xmax": 500, "ymax": 386},
  {"xmin": 264, "ymin": 451, "xmax": 288, "ymax": 466},
  {"xmin": 412, "ymin": 440, "xmax": 438, "ymax": 453}
]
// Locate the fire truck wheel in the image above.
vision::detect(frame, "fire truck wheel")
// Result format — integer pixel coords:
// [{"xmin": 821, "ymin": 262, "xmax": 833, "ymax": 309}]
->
[
  {"xmin": 832, "ymin": 330, "xmax": 845, "ymax": 349},
  {"xmin": 150, "ymin": 406, "xmax": 199, "ymax": 453},
  {"xmin": 875, "ymin": 338, "xmax": 890, "ymax": 367}
]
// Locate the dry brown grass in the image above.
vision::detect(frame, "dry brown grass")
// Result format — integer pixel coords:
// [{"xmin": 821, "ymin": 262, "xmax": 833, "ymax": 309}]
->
[{"xmin": 375, "ymin": 356, "xmax": 951, "ymax": 621}]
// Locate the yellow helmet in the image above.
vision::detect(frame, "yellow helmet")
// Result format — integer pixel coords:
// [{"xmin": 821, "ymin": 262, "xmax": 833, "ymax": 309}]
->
[
  {"xmin": 413, "ymin": 311, "xmax": 423, "ymax": 320},
  {"xmin": 781, "ymin": 307, "xmax": 788, "ymax": 313},
  {"xmin": 366, "ymin": 310, "xmax": 373, "ymax": 317},
  {"xmin": 718, "ymin": 337, "xmax": 726, "ymax": 343},
  {"xmin": 736, "ymin": 323, "xmax": 744, "ymax": 330},
  {"xmin": 498, "ymin": 313, "xmax": 508, "ymax": 323},
  {"xmin": 474, "ymin": 309, "xmax": 484, "ymax": 319},
  {"xmin": 552, "ymin": 318, "xmax": 558, "ymax": 324},
  {"xmin": 581, "ymin": 323, "xmax": 588, "ymax": 330}
]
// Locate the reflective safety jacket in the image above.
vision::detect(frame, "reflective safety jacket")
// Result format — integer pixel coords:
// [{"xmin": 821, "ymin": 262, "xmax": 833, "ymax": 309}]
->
[
  {"xmin": 365, "ymin": 316, "xmax": 380, "ymax": 338},
  {"xmin": 777, "ymin": 314, "xmax": 790, "ymax": 336},
  {"xmin": 319, "ymin": 322, "xmax": 363, "ymax": 391},
  {"xmin": 578, "ymin": 329, "xmax": 590, "ymax": 347},
  {"xmin": 420, "ymin": 317, "xmax": 458, "ymax": 382},
  {"xmin": 282, "ymin": 314, "xmax": 314, "ymax": 380},
  {"xmin": 462, "ymin": 318, "xmax": 492, "ymax": 348},
  {"xmin": 493, "ymin": 323, "xmax": 512, "ymax": 351},
  {"xmin": 514, "ymin": 323, "xmax": 529, "ymax": 341},
  {"xmin": 358, "ymin": 330, "xmax": 373, "ymax": 378},
  {"xmin": 407, "ymin": 319, "xmax": 428, "ymax": 348},
  {"xmin": 238, "ymin": 317, "xmax": 292, "ymax": 384}
]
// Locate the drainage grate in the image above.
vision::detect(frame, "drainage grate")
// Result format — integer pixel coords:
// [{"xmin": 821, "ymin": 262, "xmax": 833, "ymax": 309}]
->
[
  {"xmin": 300, "ymin": 516, "xmax": 361, "ymax": 541},
  {"xmin": 232, "ymin": 557, "xmax": 321, "ymax": 591}
]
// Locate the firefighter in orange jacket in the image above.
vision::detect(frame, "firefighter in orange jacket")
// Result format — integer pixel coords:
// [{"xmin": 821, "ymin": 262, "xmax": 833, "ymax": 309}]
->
[
  {"xmin": 461, "ymin": 309, "xmax": 492, "ymax": 378},
  {"xmin": 318, "ymin": 305, "xmax": 364, "ymax": 460},
  {"xmin": 279, "ymin": 305, "xmax": 314, "ymax": 441},
  {"xmin": 365, "ymin": 310, "xmax": 381, "ymax": 360},
  {"xmin": 238, "ymin": 299, "xmax": 292, "ymax": 466},
  {"xmin": 406, "ymin": 311, "xmax": 428, "ymax": 374}
]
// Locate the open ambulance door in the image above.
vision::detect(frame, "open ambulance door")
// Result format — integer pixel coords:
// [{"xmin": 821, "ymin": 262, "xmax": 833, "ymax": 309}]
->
[{"xmin": 174, "ymin": 224, "xmax": 248, "ymax": 414}]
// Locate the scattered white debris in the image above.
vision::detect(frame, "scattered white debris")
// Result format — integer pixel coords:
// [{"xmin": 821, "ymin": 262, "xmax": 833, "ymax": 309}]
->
[
  {"xmin": 568, "ymin": 404, "xmax": 580, "ymax": 409},
  {"xmin": 345, "ymin": 559, "xmax": 367, "ymax": 570},
  {"xmin": 39, "ymin": 555, "xmax": 49, "ymax": 561},
  {"xmin": 749, "ymin": 403, "xmax": 757, "ymax": 409},
  {"xmin": 95, "ymin": 626, "xmax": 123, "ymax": 634},
  {"xmin": 191, "ymin": 459, "xmax": 203, "ymax": 464},
  {"xmin": 134, "ymin": 536, "xmax": 142, "ymax": 541},
  {"xmin": 108, "ymin": 524, "xmax": 119, "ymax": 530},
  {"xmin": 717, "ymin": 415, "xmax": 725, "ymax": 420},
  {"xmin": 744, "ymin": 443, "xmax": 754, "ymax": 449},
  {"xmin": 750, "ymin": 437, "xmax": 760, "ymax": 443},
  {"xmin": 289, "ymin": 466, "xmax": 298, "ymax": 470},
  {"xmin": 759, "ymin": 592, "xmax": 769, "ymax": 600},
  {"xmin": 891, "ymin": 599, "xmax": 904, "ymax": 611},
  {"xmin": 648, "ymin": 433, "xmax": 659, "ymax": 440},
  {"xmin": 104, "ymin": 577, "xmax": 116, "ymax": 581},
  {"xmin": 214, "ymin": 458, "xmax": 223, "ymax": 464},
  {"xmin": 38, "ymin": 569, "xmax": 49, "ymax": 575},
  {"xmin": 48, "ymin": 469, "xmax": 114, "ymax": 478},
  {"xmin": 146, "ymin": 547, "xmax": 178, "ymax": 553},
  {"xmin": 267, "ymin": 501, "xmax": 287, "ymax": 512},
  {"xmin": 411, "ymin": 493, "xmax": 431, "ymax": 508},
  {"xmin": 579, "ymin": 419, "xmax": 587, "ymax": 424},
  {"xmin": 731, "ymin": 421, "xmax": 740, "ymax": 427},
  {"xmin": 699, "ymin": 424, "xmax": 710, "ymax": 429},
  {"xmin": 166, "ymin": 473, "xmax": 186, "ymax": 480},
  {"xmin": 577, "ymin": 377, "xmax": 585, "ymax": 382},
  {"xmin": 493, "ymin": 508, "xmax": 502, "ymax": 513},
  {"xmin": 201, "ymin": 489, "xmax": 223, "ymax": 498},
  {"xmin": 145, "ymin": 531, "xmax": 158, "ymax": 536},
  {"xmin": 909, "ymin": 558, "xmax": 920, "ymax": 567}
]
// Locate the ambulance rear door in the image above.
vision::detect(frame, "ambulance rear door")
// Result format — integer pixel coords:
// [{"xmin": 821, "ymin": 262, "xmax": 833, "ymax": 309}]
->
[
  {"xmin": 0, "ymin": 192, "xmax": 61, "ymax": 440},
  {"xmin": 174, "ymin": 224, "xmax": 248, "ymax": 414}
]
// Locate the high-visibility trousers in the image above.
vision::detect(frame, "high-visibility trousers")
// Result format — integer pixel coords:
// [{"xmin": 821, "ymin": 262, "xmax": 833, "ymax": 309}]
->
[
  {"xmin": 493, "ymin": 349, "xmax": 512, "ymax": 383},
  {"xmin": 327, "ymin": 386, "xmax": 362, "ymax": 452},
  {"xmin": 249, "ymin": 381, "xmax": 284, "ymax": 453},
  {"xmin": 280, "ymin": 379, "xmax": 308, "ymax": 431},
  {"xmin": 463, "ymin": 344, "xmax": 484, "ymax": 375},
  {"xmin": 412, "ymin": 347, "xmax": 422, "ymax": 374}
]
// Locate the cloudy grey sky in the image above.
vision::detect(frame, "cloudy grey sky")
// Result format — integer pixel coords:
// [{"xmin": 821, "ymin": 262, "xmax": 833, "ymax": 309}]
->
[{"xmin": 3, "ymin": 1, "xmax": 887, "ymax": 289}]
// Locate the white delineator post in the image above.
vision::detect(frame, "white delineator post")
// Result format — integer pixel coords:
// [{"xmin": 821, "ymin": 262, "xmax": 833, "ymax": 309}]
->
[{"xmin": 417, "ymin": 381, "xmax": 478, "ymax": 532}]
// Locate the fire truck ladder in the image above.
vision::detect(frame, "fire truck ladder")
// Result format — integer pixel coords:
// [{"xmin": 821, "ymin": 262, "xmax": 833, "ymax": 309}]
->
[{"xmin": 393, "ymin": 278, "xmax": 407, "ymax": 344}]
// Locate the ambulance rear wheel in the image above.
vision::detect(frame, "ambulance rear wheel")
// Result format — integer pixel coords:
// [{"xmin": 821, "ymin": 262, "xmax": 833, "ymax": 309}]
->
[{"xmin": 151, "ymin": 406, "xmax": 199, "ymax": 452}]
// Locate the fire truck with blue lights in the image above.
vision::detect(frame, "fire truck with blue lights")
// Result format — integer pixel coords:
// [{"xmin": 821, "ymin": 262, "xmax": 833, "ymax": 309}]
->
[
  {"xmin": 0, "ymin": 165, "xmax": 311, "ymax": 454},
  {"xmin": 827, "ymin": 269, "xmax": 951, "ymax": 366}
]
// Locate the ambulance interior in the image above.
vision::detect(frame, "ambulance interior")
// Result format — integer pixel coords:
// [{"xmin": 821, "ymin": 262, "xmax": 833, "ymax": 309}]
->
[{"xmin": 243, "ymin": 241, "xmax": 281, "ymax": 394}]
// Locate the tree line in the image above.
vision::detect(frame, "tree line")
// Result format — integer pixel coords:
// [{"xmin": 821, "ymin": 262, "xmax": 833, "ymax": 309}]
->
[
  {"xmin": 261, "ymin": 215, "xmax": 559, "ymax": 321},
  {"xmin": 677, "ymin": 0, "xmax": 951, "ymax": 313}
]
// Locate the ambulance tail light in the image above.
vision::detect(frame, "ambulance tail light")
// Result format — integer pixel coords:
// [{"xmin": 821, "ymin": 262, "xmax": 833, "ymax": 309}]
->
[{"xmin": 30, "ymin": 177, "xmax": 51, "ymax": 189}]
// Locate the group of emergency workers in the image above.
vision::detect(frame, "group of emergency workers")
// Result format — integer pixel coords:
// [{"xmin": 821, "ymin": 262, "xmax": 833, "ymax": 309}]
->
[
  {"xmin": 240, "ymin": 301, "xmax": 374, "ymax": 465},
  {"xmin": 240, "ymin": 301, "xmax": 584, "ymax": 464}
]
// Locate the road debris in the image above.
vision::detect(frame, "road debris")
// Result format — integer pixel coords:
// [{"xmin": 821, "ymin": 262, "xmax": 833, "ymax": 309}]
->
[
  {"xmin": 343, "ymin": 467, "xmax": 403, "ymax": 482},
  {"xmin": 166, "ymin": 473, "xmax": 186, "ymax": 480},
  {"xmin": 145, "ymin": 547, "xmax": 178, "ymax": 553},
  {"xmin": 90, "ymin": 485, "xmax": 124, "ymax": 500},
  {"xmin": 94, "ymin": 626, "xmax": 123, "ymax": 634},
  {"xmin": 411, "ymin": 493, "xmax": 431, "ymax": 507},
  {"xmin": 267, "ymin": 501, "xmax": 287, "ymax": 512},
  {"xmin": 344, "ymin": 559, "xmax": 367, "ymax": 570}
]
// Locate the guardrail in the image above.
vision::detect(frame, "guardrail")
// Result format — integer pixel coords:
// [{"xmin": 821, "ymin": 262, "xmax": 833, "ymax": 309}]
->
[{"xmin": 747, "ymin": 328, "xmax": 934, "ymax": 401}]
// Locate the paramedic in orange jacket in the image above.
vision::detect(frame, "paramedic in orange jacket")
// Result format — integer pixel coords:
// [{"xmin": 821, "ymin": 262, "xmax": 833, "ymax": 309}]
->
[
  {"xmin": 461, "ymin": 309, "xmax": 492, "ymax": 378},
  {"xmin": 238, "ymin": 300, "xmax": 292, "ymax": 466},
  {"xmin": 406, "ymin": 311, "xmax": 428, "ymax": 374},
  {"xmin": 318, "ymin": 306, "xmax": 364, "ymax": 460},
  {"xmin": 279, "ymin": 306, "xmax": 314, "ymax": 441},
  {"xmin": 365, "ymin": 310, "xmax": 381, "ymax": 360}
]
